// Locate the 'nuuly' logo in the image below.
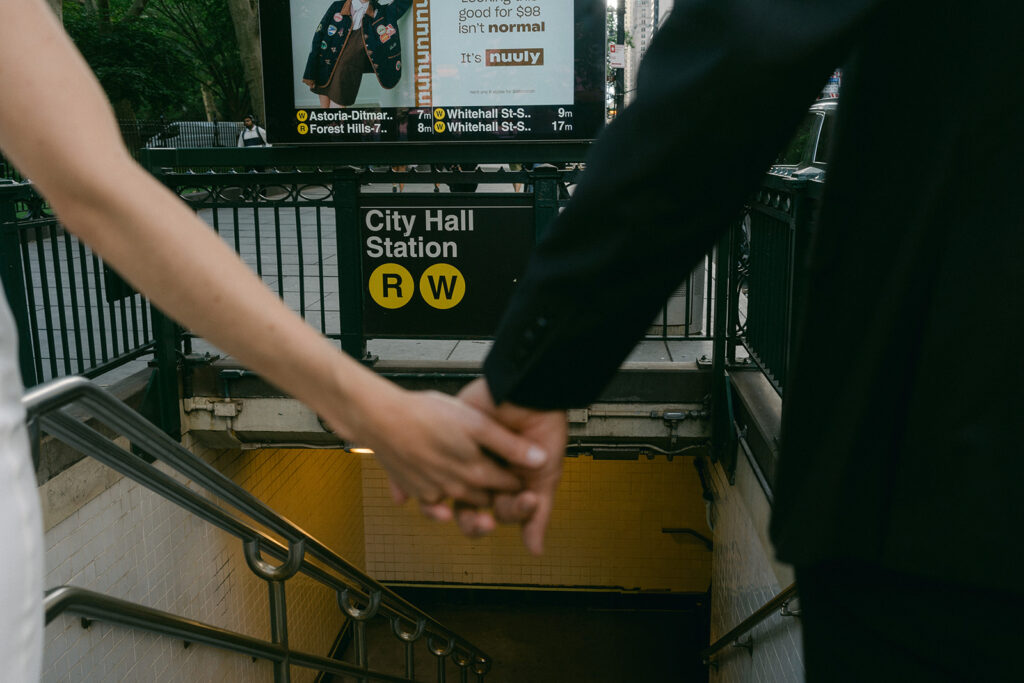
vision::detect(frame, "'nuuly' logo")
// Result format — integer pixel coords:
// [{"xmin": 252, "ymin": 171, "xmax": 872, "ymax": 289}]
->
[{"xmin": 484, "ymin": 48, "xmax": 544, "ymax": 67}]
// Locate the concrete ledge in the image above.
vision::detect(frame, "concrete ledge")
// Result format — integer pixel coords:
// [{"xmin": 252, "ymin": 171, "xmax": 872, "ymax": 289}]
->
[
  {"xmin": 188, "ymin": 357, "xmax": 712, "ymax": 404},
  {"xmin": 183, "ymin": 354, "xmax": 713, "ymax": 451},
  {"xmin": 183, "ymin": 396, "xmax": 711, "ymax": 452},
  {"xmin": 39, "ymin": 441, "xmax": 127, "ymax": 532},
  {"xmin": 722, "ymin": 368, "xmax": 790, "ymax": 587},
  {"xmin": 35, "ymin": 368, "xmax": 153, "ymax": 532},
  {"xmin": 726, "ymin": 367, "xmax": 782, "ymax": 495},
  {"xmin": 35, "ymin": 368, "xmax": 152, "ymax": 486}
]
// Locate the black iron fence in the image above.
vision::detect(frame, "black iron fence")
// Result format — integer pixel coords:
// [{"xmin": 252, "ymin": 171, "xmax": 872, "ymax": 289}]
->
[
  {"xmin": 0, "ymin": 183, "xmax": 159, "ymax": 389},
  {"xmin": 1, "ymin": 120, "xmax": 249, "ymax": 182},
  {"xmin": 0, "ymin": 154, "xmax": 597, "ymax": 435},
  {"xmin": 1, "ymin": 144, "xmax": 808, "ymax": 443},
  {"xmin": 1, "ymin": 155, "xmax": 24, "ymax": 183},
  {"xmin": 725, "ymin": 174, "xmax": 822, "ymax": 395},
  {"xmin": 711, "ymin": 173, "xmax": 822, "ymax": 488},
  {"xmin": 150, "ymin": 161, "xmax": 580, "ymax": 362}
]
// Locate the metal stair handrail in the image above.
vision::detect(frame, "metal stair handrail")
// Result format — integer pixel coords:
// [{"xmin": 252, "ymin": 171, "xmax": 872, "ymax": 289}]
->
[
  {"xmin": 28, "ymin": 376, "xmax": 492, "ymax": 681},
  {"xmin": 701, "ymin": 583, "xmax": 799, "ymax": 665},
  {"xmin": 44, "ymin": 586, "xmax": 415, "ymax": 682}
]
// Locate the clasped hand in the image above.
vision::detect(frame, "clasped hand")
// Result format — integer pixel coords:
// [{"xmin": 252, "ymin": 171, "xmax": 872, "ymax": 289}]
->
[{"xmin": 335, "ymin": 378, "xmax": 566, "ymax": 555}]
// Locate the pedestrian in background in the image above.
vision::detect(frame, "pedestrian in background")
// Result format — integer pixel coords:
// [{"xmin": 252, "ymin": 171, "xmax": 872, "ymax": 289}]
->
[
  {"xmin": 237, "ymin": 115, "xmax": 269, "ymax": 148},
  {"xmin": 509, "ymin": 162, "xmax": 523, "ymax": 192}
]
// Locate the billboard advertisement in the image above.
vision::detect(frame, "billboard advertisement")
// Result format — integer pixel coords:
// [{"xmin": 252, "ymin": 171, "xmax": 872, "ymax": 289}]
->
[{"xmin": 259, "ymin": 0, "xmax": 606, "ymax": 143}]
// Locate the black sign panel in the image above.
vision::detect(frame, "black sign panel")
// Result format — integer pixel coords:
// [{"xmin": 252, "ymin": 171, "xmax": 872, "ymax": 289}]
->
[
  {"xmin": 361, "ymin": 194, "xmax": 533, "ymax": 337},
  {"xmin": 259, "ymin": 0, "xmax": 606, "ymax": 144}
]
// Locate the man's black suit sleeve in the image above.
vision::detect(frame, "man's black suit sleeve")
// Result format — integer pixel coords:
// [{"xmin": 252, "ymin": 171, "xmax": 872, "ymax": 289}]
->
[{"xmin": 483, "ymin": 0, "xmax": 886, "ymax": 409}]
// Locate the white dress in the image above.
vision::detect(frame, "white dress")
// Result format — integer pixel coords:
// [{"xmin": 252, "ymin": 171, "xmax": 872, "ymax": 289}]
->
[{"xmin": 0, "ymin": 294, "xmax": 44, "ymax": 680}]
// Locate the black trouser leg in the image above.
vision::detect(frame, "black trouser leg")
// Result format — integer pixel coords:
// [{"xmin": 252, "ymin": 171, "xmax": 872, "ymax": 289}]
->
[{"xmin": 797, "ymin": 560, "xmax": 1022, "ymax": 682}]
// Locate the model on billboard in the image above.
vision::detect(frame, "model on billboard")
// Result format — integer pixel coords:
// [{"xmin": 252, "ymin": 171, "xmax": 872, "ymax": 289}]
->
[{"xmin": 302, "ymin": 0, "xmax": 412, "ymax": 108}]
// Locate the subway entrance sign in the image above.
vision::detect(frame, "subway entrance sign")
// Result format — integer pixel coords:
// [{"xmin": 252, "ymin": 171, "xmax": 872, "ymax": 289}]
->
[{"xmin": 360, "ymin": 194, "xmax": 533, "ymax": 337}]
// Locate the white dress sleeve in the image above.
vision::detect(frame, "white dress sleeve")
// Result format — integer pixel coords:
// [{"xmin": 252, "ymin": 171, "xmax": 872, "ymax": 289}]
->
[{"xmin": 0, "ymin": 295, "xmax": 44, "ymax": 681}]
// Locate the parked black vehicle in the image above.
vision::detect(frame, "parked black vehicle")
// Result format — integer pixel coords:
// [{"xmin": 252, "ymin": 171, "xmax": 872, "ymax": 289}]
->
[
  {"xmin": 769, "ymin": 98, "xmax": 837, "ymax": 181},
  {"xmin": 738, "ymin": 99, "xmax": 837, "ymax": 264}
]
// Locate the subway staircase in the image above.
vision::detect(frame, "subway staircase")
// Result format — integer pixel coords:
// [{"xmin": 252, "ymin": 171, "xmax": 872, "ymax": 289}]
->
[
  {"xmin": 33, "ymin": 376, "xmax": 714, "ymax": 682},
  {"xmin": 326, "ymin": 587, "xmax": 710, "ymax": 683}
]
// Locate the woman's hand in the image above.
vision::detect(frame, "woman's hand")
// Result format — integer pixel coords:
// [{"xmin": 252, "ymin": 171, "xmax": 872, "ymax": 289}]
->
[
  {"xmin": 321, "ymin": 381, "xmax": 550, "ymax": 512},
  {"xmin": 447, "ymin": 378, "xmax": 568, "ymax": 554}
]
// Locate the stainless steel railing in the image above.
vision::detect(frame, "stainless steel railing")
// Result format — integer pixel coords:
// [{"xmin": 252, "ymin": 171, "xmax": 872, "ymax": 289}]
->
[
  {"xmin": 29, "ymin": 376, "xmax": 493, "ymax": 682},
  {"xmin": 701, "ymin": 582, "xmax": 799, "ymax": 666},
  {"xmin": 44, "ymin": 587, "xmax": 420, "ymax": 682}
]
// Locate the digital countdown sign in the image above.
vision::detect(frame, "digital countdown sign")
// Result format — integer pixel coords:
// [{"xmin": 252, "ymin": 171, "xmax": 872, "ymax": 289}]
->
[{"xmin": 259, "ymin": 0, "xmax": 606, "ymax": 144}]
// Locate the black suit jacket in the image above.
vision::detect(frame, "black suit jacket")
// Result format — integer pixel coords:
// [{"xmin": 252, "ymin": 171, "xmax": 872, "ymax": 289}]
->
[{"xmin": 484, "ymin": 0, "xmax": 1024, "ymax": 592}]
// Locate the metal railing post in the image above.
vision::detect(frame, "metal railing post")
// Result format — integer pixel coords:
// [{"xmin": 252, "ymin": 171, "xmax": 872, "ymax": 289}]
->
[
  {"xmin": 784, "ymin": 179, "xmax": 814, "ymax": 393},
  {"xmin": 0, "ymin": 189, "xmax": 38, "ymax": 387},
  {"xmin": 531, "ymin": 165, "xmax": 560, "ymax": 241},
  {"xmin": 268, "ymin": 580, "xmax": 291, "ymax": 683},
  {"xmin": 428, "ymin": 635, "xmax": 454, "ymax": 683},
  {"xmin": 354, "ymin": 620, "xmax": 368, "ymax": 680},
  {"xmin": 392, "ymin": 615, "xmax": 426, "ymax": 680},
  {"xmin": 726, "ymin": 216, "xmax": 744, "ymax": 366},
  {"xmin": 339, "ymin": 587, "xmax": 382, "ymax": 683},
  {"xmin": 406, "ymin": 641, "xmax": 416, "ymax": 679},
  {"xmin": 453, "ymin": 649, "xmax": 471, "ymax": 683},
  {"xmin": 150, "ymin": 309, "xmax": 181, "ymax": 439},
  {"xmin": 244, "ymin": 538, "xmax": 305, "ymax": 683},
  {"xmin": 711, "ymin": 230, "xmax": 734, "ymax": 474},
  {"xmin": 334, "ymin": 167, "xmax": 368, "ymax": 360}
]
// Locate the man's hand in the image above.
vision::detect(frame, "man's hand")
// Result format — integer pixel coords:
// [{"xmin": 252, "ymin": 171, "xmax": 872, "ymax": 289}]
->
[
  {"xmin": 324, "ymin": 385, "xmax": 548, "ymax": 512},
  {"xmin": 453, "ymin": 378, "xmax": 568, "ymax": 555}
]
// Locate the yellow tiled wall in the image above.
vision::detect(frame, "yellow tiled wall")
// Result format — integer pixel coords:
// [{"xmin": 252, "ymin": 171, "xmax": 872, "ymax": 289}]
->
[
  {"xmin": 209, "ymin": 447, "xmax": 366, "ymax": 664},
  {"xmin": 210, "ymin": 447, "xmax": 366, "ymax": 571},
  {"xmin": 362, "ymin": 454, "xmax": 712, "ymax": 592}
]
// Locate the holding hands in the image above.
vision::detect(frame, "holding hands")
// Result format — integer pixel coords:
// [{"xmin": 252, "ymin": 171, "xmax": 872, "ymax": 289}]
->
[
  {"xmin": 0, "ymin": 0, "xmax": 566, "ymax": 558},
  {"xmin": 456, "ymin": 379, "xmax": 567, "ymax": 556},
  {"xmin": 354, "ymin": 378, "xmax": 567, "ymax": 555}
]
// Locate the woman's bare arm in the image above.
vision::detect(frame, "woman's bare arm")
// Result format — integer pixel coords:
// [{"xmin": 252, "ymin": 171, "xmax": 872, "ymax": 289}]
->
[{"xmin": 0, "ymin": 0, "xmax": 547, "ymax": 510}]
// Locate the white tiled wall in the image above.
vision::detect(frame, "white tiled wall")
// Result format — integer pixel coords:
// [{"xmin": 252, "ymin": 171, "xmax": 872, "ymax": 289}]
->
[
  {"xmin": 41, "ymin": 441, "xmax": 365, "ymax": 682},
  {"xmin": 708, "ymin": 454, "xmax": 803, "ymax": 683}
]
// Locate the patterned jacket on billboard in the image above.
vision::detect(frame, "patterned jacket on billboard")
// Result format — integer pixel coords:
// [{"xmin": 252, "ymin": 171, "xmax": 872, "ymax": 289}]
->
[{"xmin": 302, "ymin": 0, "xmax": 413, "ymax": 92}]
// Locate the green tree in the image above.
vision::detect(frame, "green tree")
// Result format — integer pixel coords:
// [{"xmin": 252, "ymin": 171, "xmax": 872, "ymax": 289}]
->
[
  {"xmin": 606, "ymin": 5, "xmax": 633, "ymax": 113},
  {"xmin": 146, "ymin": 0, "xmax": 253, "ymax": 121},
  {"xmin": 62, "ymin": 0, "xmax": 253, "ymax": 121},
  {"xmin": 226, "ymin": 0, "xmax": 264, "ymax": 122},
  {"xmin": 606, "ymin": 5, "xmax": 635, "ymax": 51},
  {"xmin": 63, "ymin": 0, "xmax": 200, "ymax": 120}
]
